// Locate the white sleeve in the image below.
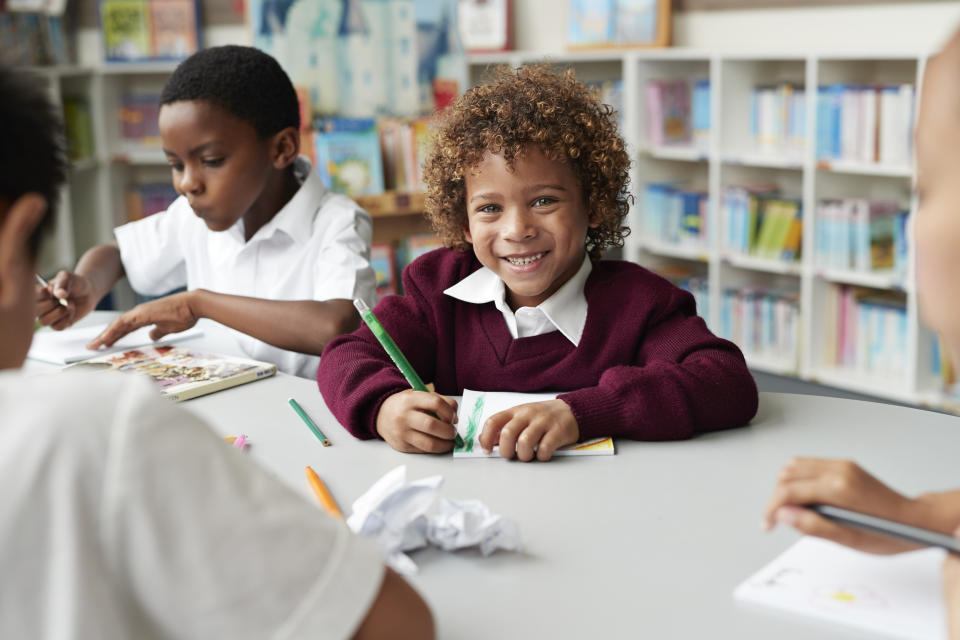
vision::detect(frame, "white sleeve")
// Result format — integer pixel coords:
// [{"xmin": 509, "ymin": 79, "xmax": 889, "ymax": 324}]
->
[
  {"xmin": 114, "ymin": 197, "xmax": 190, "ymax": 296},
  {"xmin": 102, "ymin": 377, "xmax": 385, "ymax": 640},
  {"xmin": 312, "ymin": 199, "xmax": 376, "ymax": 304}
]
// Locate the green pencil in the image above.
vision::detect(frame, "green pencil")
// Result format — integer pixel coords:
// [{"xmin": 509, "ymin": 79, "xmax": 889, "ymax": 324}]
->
[
  {"xmin": 353, "ymin": 299, "xmax": 464, "ymax": 449},
  {"xmin": 289, "ymin": 397, "xmax": 331, "ymax": 447}
]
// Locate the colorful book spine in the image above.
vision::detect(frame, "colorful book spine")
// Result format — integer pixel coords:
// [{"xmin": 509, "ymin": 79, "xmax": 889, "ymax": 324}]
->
[
  {"xmin": 750, "ymin": 83, "xmax": 805, "ymax": 158},
  {"xmin": 721, "ymin": 185, "xmax": 801, "ymax": 261},
  {"xmin": 817, "ymin": 83, "xmax": 914, "ymax": 165},
  {"xmin": 645, "ymin": 79, "xmax": 695, "ymax": 147},
  {"xmin": 814, "ymin": 198, "xmax": 908, "ymax": 274},
  {"xmin": 825, "ymin": 285, "xmax": 907, "ymax": 379},
  {"xmin": 720, "ymin": 288, "xmax": 799, "ymax": 366},
  {"xmin": 642, "ymin": 182, "xmax": 708, "ymax": 247}
]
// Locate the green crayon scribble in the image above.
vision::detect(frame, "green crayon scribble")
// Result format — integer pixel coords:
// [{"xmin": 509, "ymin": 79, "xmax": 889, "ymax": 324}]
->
[{"xmin": 460, "ymin": 393, "xmax": 485, "ymax": 453}]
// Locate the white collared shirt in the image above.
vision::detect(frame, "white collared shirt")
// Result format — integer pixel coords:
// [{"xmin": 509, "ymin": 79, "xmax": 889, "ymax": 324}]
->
[
  {"xmin": 115, "ymin": 156, "xmax": 375, "ymax": 378},
  {"xmin": 444, "ymin": 254, "xmax": 591, "ymax": 345}
]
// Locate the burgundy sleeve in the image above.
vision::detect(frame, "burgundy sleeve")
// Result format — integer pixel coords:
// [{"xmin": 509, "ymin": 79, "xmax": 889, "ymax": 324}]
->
[
  {"xmin": 558, "ymin": 287, "xmax": 758, "ymax": 441},
  {"xmin": 316, "ymin": 266, "xmax": 440, "ymax": 440}
]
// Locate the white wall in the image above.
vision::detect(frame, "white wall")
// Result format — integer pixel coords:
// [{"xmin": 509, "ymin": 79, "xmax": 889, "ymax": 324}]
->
[{"xmin": 515, "ymin": 1, "xmax": 960, "ymax": 54}]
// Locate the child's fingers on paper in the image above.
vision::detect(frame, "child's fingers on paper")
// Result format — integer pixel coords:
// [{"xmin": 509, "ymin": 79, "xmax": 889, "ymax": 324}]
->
[
  {"xmin": 88, "ymin": 314, "xmax": 140, "ymax": 349},
  {"xmin": 404, "ymin": 428, "xmax": 454, "ymax": 454},
  {"xmin": 496, "ymin": 416, "xmax": 533, "ymax": 460},
  {"xmin": 536, "ymin": 429, "xmax": 570, "ymax": 462},
  {"xmin": 478, "ymin": 410, "xmax": 514, "ymax": 452},
  {"xmin": 514, "ymin": 422, "xmax": 547, "ymax": 462},
  {"xmin": 418, "ymin": 392, "xmax": 457, "ymax": 424},
  {"xmin": 432, "ymin": 393, "xmax": 459, "ymax": 420},
  {"xmin": 409, "ymin": 411, "xmax": 457, "ymax": 440}
]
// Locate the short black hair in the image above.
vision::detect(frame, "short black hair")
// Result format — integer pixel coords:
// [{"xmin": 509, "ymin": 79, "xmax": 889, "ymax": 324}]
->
[
  {"xmin": 0, "ymin": 64, "xmax": 67, "ymax": 257},
  {"xmin": 160, "ymin": 45, "xmax": 300, "ymax": 137}
]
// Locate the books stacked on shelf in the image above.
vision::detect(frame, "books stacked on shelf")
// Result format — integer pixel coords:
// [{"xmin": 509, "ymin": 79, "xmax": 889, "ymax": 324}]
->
[
  {"xmin": 0, "ymin": 10, "xmax": 75, "ymax": 66},
  {"xmin": 314, "ymin": 118, "xmax": 385, "ymax": 198},
  {"xmin": 722, "ymin": 185, "xmax": 802, "ymax": 261},
  {"xmin": 379, "ymin": 117, "xmax": 434, "ymax": 193},
  {"xmin": 815, "ymin": 198, "xmax": 909, "ymax": 274},
  {"xmin": 370, "ymin": 242, "xmax": 398, "ymax": 302},
  {"xmin": 816, "ymin": 84, "xmax": 915, "ymax": 166},
  {"xmin": 750, "ymin": 83, "xmax": 805, "ymax": 159},
  {"xmin": 655, "ymin": 266, "xmax": 709, "ymax": 321},
  {"xmin": 642, "ymin": 183, "xmax": 708, "ymax": 248},
  {"xmin": 100, "ymin": 0, "xmax": 201, "ymax": 63},
  {"xmin": 118, "ymin": 93, "xmax": 161, "ymax": 152},
  {"xmin": 63, "ymin": 98, "xmax": 95, "ymax": 161},
  {"xmin": 399, "ymin": 232, "xmax": 444, "ymax": 269},
  {"xmin": 645, "ymin": 79, "xmax": 710, "ymax": 149},
  {"xmin": 125, "ymin": 183, "xmax": 178, "ymax": 221},
  {"xmin": 823, "ymin": 285, "xmax": 907, "ymax": 379},
  {"xmin": 721, "ymin": 288, "xmax": 799, "ymax": 366}
]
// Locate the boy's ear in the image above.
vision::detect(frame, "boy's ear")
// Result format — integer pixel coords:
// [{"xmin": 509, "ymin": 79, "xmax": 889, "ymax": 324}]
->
[
  {"xmin": 0, "ymin": 193, "xmax": 46, "ymax": 308},
  {"xmin": 463, "ymin": 226, "xmax": 473, "ymax": 244},
  {"xmin": 270, "ymin": 126, "xmax": 300, "ymax": 170}
]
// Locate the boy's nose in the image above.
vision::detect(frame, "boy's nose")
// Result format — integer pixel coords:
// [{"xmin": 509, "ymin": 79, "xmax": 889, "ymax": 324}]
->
[
  {"xmin": 178, "ymin": 167, "xmax": 202, "ymax": 194},
  {"xmin": 502, "ymin": 209, "xmax": 536, "ymax": 241}
]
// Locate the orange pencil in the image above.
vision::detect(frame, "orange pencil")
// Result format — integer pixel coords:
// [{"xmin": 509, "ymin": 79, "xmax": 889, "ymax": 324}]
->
[{"xmin": 305, "ymin": 466, "xmax": 342, "ymax": 519}]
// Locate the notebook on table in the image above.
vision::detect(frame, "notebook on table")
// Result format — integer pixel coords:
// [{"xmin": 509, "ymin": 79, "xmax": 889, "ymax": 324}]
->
[
  {"xmin": 28, "ymin": 323, "xmax": 203, "ymax": 365},
  {"xmin": 69, "ymin": 345, "xmax": 276, "ymax": 401}
]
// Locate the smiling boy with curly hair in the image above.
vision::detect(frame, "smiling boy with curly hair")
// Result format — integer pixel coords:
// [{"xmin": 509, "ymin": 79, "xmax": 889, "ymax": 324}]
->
[{"xmin": 319, "ymin": 64, "xmax": 758, "ymax": 459}]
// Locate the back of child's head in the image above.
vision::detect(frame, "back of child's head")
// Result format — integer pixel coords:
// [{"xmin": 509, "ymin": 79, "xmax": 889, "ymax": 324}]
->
[
  {"xmin": 423, "ymin": 64, "xmax": 631, "ymax": 259},
  {"xmin": 160, "ymin": 45, "xmax": 299, "ymax": 138},
  {"xmin": 0, "ymin": 65, "xmax": 66, "ymax": 257}
]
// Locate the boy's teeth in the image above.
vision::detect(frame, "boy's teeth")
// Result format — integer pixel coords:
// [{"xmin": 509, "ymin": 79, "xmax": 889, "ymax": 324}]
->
[{"xmin": 506, "ymin": 253, "xmax": 544, "ymax": 265}]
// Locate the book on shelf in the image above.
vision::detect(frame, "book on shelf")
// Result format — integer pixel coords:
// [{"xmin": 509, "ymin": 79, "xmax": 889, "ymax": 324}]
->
[
  {"xmin": 399, "ymin": 232, "xmax": 444, "ymax": 271},
  {"xmin": 750, "ymin": 83, "xmax": 805, "ymax": 159},
  {"xmin": 63, "ymin": 98, "xmax": 95, "ymax": 161},
  {"xmin": 823, "ymin": 284, "xmax": 907, "ymax": 379},
  {"xmin": 118, "ymin": 93, "xmax": 161, "ymax": 150},
  {"xmin": 644, "ymin": 78, "xmax": 709, "ymax": 150},
  {"xmin": 722, "ymin": 185, "xmax": 802, "ymax": 262},
  {"xmin": 642, "ymin": 182, "xmax": 708, "ymax": 248},
  {"xmin": 100, "ymin": 0, "xmax": 201, "ymax": 62},
  {"xmin": 815, "ymin": 198, "xmax": 908, "ymax": 274},
  {"xmin": 720, "ymin": 287, "xmax": 799, "ymax": 367},
  {"xmin": 74, "ymin": 345, "xmax": 276, "ymax": 402},
  {"xmin": 370, "ymin": 242, "xmax": 398, "ymax": 302},
  {"xmin": 125, "ymin": 182, "xmax": 178, "ymax": 221},
  {"xmin": 816, "ymin": 83, "xmax": 915, "ymax": 166},
  {"xmin": 378, "ymin": 117, "xmax": 434, "ymax": 193},
  {"xmin": 314, "ymin": 117, "xmax": 385, "ymax": 197}
]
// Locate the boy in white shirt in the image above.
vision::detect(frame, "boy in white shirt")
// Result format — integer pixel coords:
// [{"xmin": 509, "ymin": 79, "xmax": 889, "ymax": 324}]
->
[
  {"xmin": 2, "ymin": 65, "xmax": 432, "ymax": 639},
  {"xmin": 35, "ymin": 46, "xmax": 375, "ymax": 378}
]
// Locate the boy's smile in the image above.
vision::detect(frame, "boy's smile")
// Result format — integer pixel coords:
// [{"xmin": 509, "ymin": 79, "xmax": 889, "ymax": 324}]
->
[
  {"xmin": 464, "ymin": 146, "xmax": 595, "ymax": 310},
  {"xmin": 159, "ymin": 100, "xmax": 298, "ymax": 241}
]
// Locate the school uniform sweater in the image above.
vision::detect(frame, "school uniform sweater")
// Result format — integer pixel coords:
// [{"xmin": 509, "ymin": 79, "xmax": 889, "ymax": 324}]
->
[{"xmin": 318, "ymin": 248, "xmax": 758, "ymax": 441}]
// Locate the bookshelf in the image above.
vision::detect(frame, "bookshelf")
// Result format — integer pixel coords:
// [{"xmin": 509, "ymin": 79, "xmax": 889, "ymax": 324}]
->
[{"xmin": 464, "ymin": 49, "xmax": 953, "ymax": 413}]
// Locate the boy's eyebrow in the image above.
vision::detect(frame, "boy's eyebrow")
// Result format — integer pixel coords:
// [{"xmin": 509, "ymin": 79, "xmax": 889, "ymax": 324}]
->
[
  {"xmin": 162, "ymin": 142, "xmax": 222, "ymax": 157},
  {"xmin": 469, "ymin": 191, "xmax": 502, "ymax": 203},
  {"xmin": 468, "ymin": 185, "xmax": 568, "ymax": 203}
]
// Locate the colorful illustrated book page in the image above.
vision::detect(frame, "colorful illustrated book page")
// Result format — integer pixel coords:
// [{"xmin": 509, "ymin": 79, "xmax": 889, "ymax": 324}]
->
[
  {"xmin": 734, "ymin": 537, "xmax": 946, "ymax": 640},
  {"xmin": 453, "ymin": 389, "xmax": 615, "ymax": 458},
  {"xmin": 74, "ymin": 345, "xmax": 276, "ymax": 401}
]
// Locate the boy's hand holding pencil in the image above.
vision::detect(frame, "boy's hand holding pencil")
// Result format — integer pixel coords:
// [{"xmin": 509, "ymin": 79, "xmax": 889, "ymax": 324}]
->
[
  {"xmin": 376, "ymin": 389, "xmax": 459, "ymax": 454},
  {"xmin": 35, "ymin": 270, "xmax": 98, "ymax": 331}
]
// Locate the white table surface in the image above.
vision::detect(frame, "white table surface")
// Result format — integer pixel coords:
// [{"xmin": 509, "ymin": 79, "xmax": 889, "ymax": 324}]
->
[{"xmin": 27, "ymin": 313, "xmax": 960, "ymax": 638}]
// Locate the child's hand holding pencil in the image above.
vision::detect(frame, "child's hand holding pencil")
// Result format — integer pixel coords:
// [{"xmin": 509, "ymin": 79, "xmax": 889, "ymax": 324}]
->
[{"xmin": 376, "ymin": 389, "xmax": 459, "ymax": 454}]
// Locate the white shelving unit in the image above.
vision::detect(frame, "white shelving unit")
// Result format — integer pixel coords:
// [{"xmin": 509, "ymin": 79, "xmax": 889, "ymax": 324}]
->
[{"xmin": 466, "ymin": 49, "xmax": 952, "ymax": 413}]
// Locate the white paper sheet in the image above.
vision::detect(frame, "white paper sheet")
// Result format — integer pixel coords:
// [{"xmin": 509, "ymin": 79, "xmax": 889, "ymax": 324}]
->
[
  {"xmin": 453, "ymin": 389, "xmax": 615, "ymax": 458},
  {"xmin": 28, "ymin": 323, "xmax": 204, "ymax": 365},
  {"xmin": 734, "ymin": 537, "xmax": 947, "ymax": 639}
]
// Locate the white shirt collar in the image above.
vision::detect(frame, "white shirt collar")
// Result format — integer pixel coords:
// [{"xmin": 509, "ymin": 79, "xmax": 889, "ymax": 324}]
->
[
  {"xmin": 444, "ymin": 254, "xmax": 592, "ymax": 345},
  {"xmin": 230, "ymin": 156, "xmax": 325, "ymax": 246}
]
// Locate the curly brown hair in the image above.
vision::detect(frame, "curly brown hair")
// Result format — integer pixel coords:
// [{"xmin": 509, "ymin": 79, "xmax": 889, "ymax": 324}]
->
[{"xmin": 422, "ymin": 64, "xmax": 632, "ymax": 260}]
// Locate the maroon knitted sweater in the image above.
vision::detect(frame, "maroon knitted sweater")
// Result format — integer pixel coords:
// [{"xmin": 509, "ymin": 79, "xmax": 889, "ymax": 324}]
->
[{"xmin": 318, "ymin": 248, "xmax": 758, "ymax": 441}]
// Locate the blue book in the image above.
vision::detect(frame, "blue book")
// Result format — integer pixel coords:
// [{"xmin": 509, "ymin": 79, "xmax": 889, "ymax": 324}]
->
[{"xmin": 314, "ymin": 120, "xmax": 385, "ymax": 197}]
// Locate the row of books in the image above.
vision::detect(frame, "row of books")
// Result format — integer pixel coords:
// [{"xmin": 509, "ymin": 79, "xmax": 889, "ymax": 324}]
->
[
  {"xmin": 370, "ymin": 233, "xmax": 444, "ymax": 301},
  {"xmin": 312, "ymin": 117, "xmax": 435, "ymax": 198},
  {"xmin": 721, "ymin": 185, "xmax": 802, "ymax": 261},
  {"xmin": 750, "ymin": 83, "xmax": 806, "ymax": 159},
  {"xmin": 0, "ymin": 11, "xmax": 73, "ymax": 66},
  {"xmin": 99, "ymin": 0, "xmax": 201, "ymax": 63},
  {"xmin": 656, "ymin": 266, "xmax": 709, "ymax": 322},
  {"xmin": 645, "ymin": 79, "xmax": 710, "ymax": 149},
  {"xmin": 641, "ymin": 183, "xmax": 709, "ymax": 247},
  {"xmin": 816, "ymin": 84, "xmax": 915, "ymax": 166},
  {"xmin": 823, "ymin": 285, "xmax": 907, "ymax": 380},
  {"xmin": 720, "ymin": 288, "xmax": 800, "ymax": 365},
  {"xmin": 125, "ymin": 182, "xmax": 178, "ymax": 221},
  {"xmin": 814, "ymin": 198, "xmax": 909, "ymax": 274}
]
